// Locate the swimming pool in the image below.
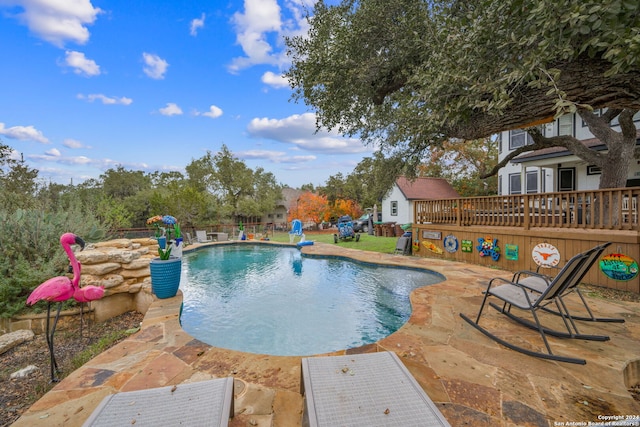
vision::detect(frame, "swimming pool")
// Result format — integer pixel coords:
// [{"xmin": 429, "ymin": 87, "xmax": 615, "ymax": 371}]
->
[{"xmin": 179, "ymin": 244, "xmax": 444, "ymax": 356}]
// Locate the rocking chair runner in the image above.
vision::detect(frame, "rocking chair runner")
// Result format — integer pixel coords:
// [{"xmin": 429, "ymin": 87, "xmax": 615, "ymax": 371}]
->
[
  {"xmin": 494, "ymin": 242, "xmax": 623, "ymax": 343},
  {"xmin": 460, "ymin": 247, "xmax": 598, "ymax": 364},
  {"xmin": 513, "ymin": 242, "xmax": 623, "ymax": 324}
]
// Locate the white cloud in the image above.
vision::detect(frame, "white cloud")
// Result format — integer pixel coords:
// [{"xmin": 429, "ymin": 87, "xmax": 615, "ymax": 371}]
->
[
  {"xmin": 60, "ymin": 155, "xmax": 92, "ymax": 165},
  {"xmin": 190, "ymin": 13, "xmax": 205, "ymax": 36},
  {"xmin": 64, "ymin": 50, "xmax": 100, "ymax": 76},
  {"xmin": 44, "ymin": 148, "xmax": 61, "ymax": 157},
  {"xmin": 2, "ymin": 0, "xmax": 102, "ymax": 47},
  {"xmin": 229, "ymin": 0, "xmax": 282, "ymax": 72},
  {"xmin": 0, "ymin": 122, "xmax": 49, "ymax": 143},
  {"xmin": 197, "ymin": 105, "xmax": 223, "ymax": 119},
  {"xmin": 63, "ymin": 138, "xmax": 88, "ymax": 149},
  {"xmin": 142, "ymin": 53, "xmax": 169, "ymax": 79},
  {"xmin": 227, "ymin": 0, "xmax": 313, "ymax": 72},
  {"xmin": 25, "ymin": 153, "xmax": 182, "ymax": 184},
  {"xmin": 238, "ymin": 149, "xmax": 285, "ymax": 159},
  {"xmin": 261, "ymin": 71, "xmax": 289, "ymax": 88},
  {"xmin": 28, "ymin": 153, "xmax": 92, "ymax": 165},
  {"xmin": 159, "ymin": 103, "xmax": 183, "ymax": 116},
  {"xmin": 77, "ymin": 93, "xmax": 132, "ymax": 105},
  {"xmin": 236, "ymin": 149, "xmax": 316, "ymax": 164},
  {"xmin": 247, "ymin": 113, "xmax": 369, "ymax": 154},
  {"xmin": 32, "ymin": 154, "xmax": 157, "ymax": 173}
]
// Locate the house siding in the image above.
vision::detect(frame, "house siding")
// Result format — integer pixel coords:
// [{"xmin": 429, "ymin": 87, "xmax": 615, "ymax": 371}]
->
[
  {"xmin": 498, "ymin": 111, "xmax": 640, "ymax": 195},
  {"xmin": 382, "ymin": 184, "xmax": 412, "ymax": 224},
  {"xmin": 382, "ymin": 178, "xmax": 459, "ymax": 225}
]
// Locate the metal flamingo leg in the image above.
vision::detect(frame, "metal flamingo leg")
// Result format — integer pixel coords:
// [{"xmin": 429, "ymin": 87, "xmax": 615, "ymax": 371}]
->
[
  {"xmin": 47, "ymin": 302, "xmax": 62, "ymax": 382},
  {"xmin": 86, "ymin": 302, "xmax": 92, "ymax": 342},
  {"xmin": 47, "ymin": 302, "xmax": 63, "ymax": 382},
  {"xmin": 79, "ymin": 302, "xmax": 84, "ymax": 341}
]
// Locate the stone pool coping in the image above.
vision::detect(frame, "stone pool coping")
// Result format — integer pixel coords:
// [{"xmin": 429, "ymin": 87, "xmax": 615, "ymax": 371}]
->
[{"xmin": 12, "ymin": 241, "xmax": 640, "ymax": 426}]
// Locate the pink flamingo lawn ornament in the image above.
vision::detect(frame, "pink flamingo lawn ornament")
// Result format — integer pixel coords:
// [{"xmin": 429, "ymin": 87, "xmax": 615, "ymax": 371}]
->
[
  {"xmin": 26, "ymin": 233, "xmax": 104, "ymax": 381},
  {"xmin": 73, "ymin": 263, "xmax": 105, "ymax": 340}
]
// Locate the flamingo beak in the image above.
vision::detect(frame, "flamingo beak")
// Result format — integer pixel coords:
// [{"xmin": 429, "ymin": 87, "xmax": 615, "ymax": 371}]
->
[{"xmin": 75, "ymin": 235, "xmax": 86, "ymax": 251}]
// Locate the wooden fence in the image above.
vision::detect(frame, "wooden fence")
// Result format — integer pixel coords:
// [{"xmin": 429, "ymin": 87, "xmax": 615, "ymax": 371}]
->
[
  {"xmin": 414, "ymin": 187, "xmax": 640, "ymax": 231},
  {"xmin": 411, "ymin": 187, "xmax": 640, "ymax": 294}
]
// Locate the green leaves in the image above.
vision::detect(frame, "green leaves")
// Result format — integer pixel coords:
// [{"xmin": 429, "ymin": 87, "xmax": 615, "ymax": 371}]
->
[
  {"xmin": 285, "ymin": 0, "xmax": 639, "ymax": 149},
  {"xmin": 0, "ymin": 207, "xmax": 106, "ymax": 318}
]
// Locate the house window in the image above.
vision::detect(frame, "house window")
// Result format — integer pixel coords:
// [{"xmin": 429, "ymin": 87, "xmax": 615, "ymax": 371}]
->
[
  {"xmin": 390, "ymin": 201, "xmax": 398, "ymax": 216},
  {"xmin": 497, "ymin": 133, "xmax": 502, "ymax": 154},
  {"xmin": 558, "ymin": 168, "xmax": 575, "ymax": 192},
  {"xmin": 509, "ymin": 173, "xmax": 521, "ymax": 194},
  {"xmin": 276, "ymin": 213, "xmax": 283, "ymax": 219},
  {"xmin": 498, "ymin": 174, "xmax": 502, "ymax": 195},
  {"xmin": 558, "ymin": 115, "xmax": 574, "ymax": 136},
  {"xmin": 509, "ymin": 129, "xmax": 533, "ymax": 149},
  {"xmin": 526, "ymin": 170, "xmax": 538, "ymax": 193},
  {"xmin": 587, "ymin": 165, "xmax": 601, "ymax": 175}
]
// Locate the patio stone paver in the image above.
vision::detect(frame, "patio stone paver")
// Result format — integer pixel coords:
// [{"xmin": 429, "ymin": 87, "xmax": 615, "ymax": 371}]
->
[{"xmin": 11, "ymin": 241, "xmax": 640, "ymax": 427}]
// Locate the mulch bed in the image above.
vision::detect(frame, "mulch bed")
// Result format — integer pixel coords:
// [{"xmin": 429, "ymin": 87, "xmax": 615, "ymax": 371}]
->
[{"xmin": 0, "ymin": 311, "xmax": 143, "ymax": 427}]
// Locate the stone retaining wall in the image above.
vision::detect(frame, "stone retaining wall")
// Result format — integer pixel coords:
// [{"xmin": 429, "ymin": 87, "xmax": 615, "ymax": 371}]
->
[
  {"xmin": 78, "ymin": 238, "xmax": 156, "ymax": 294},
  {"xmin": 1, "ymin": 238, "xmax": 161, "ymax": 334},
  {"xmin": 78, "ymin": 237, "xmax": 160, "ymax": 322}
]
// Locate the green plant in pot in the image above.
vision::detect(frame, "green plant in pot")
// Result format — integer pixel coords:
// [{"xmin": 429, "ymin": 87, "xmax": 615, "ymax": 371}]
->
[
  {"xmin": 157, "ymin": 241, "xmax": 173, "ymax": 260},
  {"xmin": 148, "ymin": 214, "xmax": 182, "ymax": 298}
]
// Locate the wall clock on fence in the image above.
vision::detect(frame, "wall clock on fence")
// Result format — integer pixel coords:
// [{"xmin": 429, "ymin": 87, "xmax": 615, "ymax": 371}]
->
[{"xmin": 532, "ymin": 243, "xmax": 560, "ymax": 268}]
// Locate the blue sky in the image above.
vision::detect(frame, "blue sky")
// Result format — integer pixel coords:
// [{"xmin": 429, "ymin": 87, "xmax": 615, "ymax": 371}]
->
[{"xmin": 0, "ymin": 0, "xmax": 373, "ymax": 188}]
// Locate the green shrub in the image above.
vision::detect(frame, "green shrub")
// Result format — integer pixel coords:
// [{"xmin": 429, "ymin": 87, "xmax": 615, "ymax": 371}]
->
[{"xmin": 0, "ymin": 207, "xmax": 106, "ymax": 319}]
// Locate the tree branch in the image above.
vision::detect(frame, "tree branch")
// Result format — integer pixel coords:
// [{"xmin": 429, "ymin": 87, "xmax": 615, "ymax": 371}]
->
[
  {"xmin": 479, "ymin": 135, "xmax": 563, "ymax": 179},
  {"xmin": 444, "ymin": 58, "xmax": 640, "ymax": 140}
]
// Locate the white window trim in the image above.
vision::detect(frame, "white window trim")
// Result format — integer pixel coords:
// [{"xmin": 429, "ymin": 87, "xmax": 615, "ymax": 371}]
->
[
  {"xmin": 525, "ymin": 170, "xmax": 538, "ymax": 194},
  {"xmin": 390, "ymin": 201, "xmax": 398, "ymax": 216},
  {"xmin": 508, "ymin": 173, "xmax": 521, "ymax": 194}
]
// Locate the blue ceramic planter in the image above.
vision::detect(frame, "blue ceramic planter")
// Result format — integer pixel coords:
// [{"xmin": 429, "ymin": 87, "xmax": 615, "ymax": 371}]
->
[{"xmin": 150, "ymin": 256, "xmax": 181, "ymax": 299}]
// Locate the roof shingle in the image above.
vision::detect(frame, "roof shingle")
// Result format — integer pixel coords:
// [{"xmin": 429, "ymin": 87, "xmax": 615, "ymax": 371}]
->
[{"xmin": 395, "ymin": 177, "xmax": 459, "ymax": 200}]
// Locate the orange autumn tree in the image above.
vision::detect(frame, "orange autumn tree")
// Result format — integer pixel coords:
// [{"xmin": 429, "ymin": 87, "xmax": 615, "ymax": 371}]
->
[
  {"xmin": 288, "ymin": 192, "xmax": 329, "ymax": 227},
  {"xmin": 326, "ymin": 199, "xmax": 360, "ymax": 221}
]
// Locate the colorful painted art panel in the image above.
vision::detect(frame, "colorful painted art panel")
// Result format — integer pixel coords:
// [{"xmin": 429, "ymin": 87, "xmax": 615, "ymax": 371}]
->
[
  {"xmin": 422, "ymin": 241, "xmax": 444, "ymax": 254},
  {"xmin": 599, "ymin": 253, "xmax": 639, "ymax": 281},
  {"xmin": 505, "ymin": 244, "xmax": 518, "ymax": 261},
  {"xmin": 477, "ymin": 237, "xmax": 500, "ymax": 261}
]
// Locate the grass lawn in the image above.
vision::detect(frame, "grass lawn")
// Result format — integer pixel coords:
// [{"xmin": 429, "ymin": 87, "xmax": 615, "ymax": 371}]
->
[{"xmin": 267, "ymin": 229, "xmax": 401, "ymax": 254}]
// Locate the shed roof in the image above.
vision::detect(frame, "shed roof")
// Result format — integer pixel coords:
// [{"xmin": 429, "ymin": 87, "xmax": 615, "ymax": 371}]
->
[{"xmin": 394, "ymin": 176, "xmax": 460, "ymax": 200}]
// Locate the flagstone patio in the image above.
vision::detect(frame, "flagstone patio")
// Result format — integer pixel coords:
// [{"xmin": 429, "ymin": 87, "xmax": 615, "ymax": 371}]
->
[{"xmin": 12, "ymin": 243, "xmax": 640, "ymax": 427}]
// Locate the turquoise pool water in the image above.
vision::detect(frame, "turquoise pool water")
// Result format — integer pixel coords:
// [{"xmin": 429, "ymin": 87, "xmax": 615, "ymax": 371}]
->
[{"xmin": 179, "ymin": 245, "xmax": 444, "ymax": 356}]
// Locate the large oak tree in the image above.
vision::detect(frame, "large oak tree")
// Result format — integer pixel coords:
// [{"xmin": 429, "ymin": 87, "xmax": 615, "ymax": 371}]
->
[{"xmin": 286, "ymin": 0, "xmax": 640, "ymax": 188}]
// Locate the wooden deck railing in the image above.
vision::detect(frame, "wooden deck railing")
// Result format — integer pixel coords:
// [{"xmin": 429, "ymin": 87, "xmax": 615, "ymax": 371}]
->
[{"xmin": 414, "ymin": 187, "xmax": 640, "ymax": 231}]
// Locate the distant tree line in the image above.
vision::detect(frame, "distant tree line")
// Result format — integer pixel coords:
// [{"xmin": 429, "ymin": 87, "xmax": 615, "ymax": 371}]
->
[
  {"xmin": 0, "ymin": 134, "xmax": 495, "ymax": 317},
  {"xmin": 0, "ymin": 142, "xmax": 284, "ymax": 318}
]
